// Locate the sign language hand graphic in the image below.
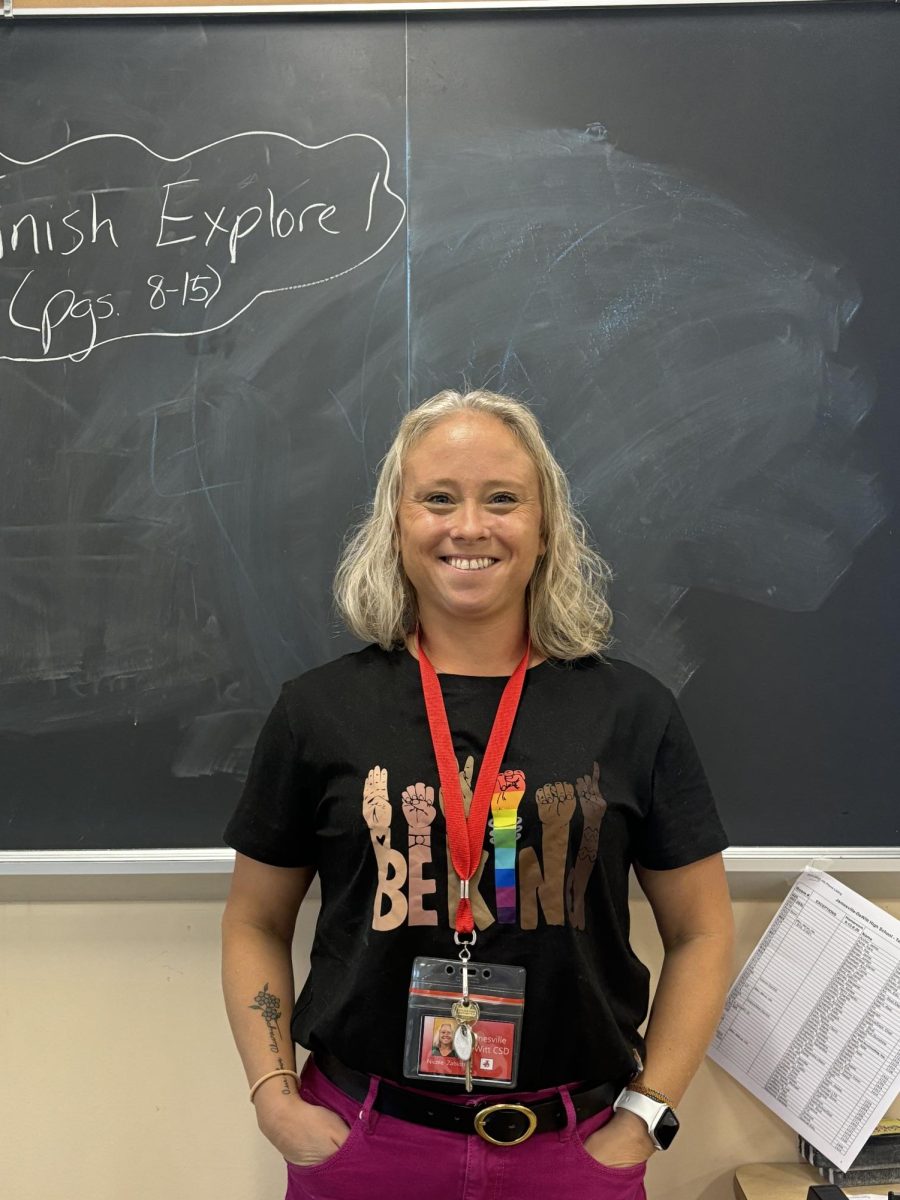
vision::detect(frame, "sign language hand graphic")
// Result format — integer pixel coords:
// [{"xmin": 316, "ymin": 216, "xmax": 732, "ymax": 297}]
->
[
  {"xmin": 401, "ymin": 780, "xmax": 438, "ymax": 926},
  {"xmin": 437, "ymin": 753, "xmax": 475, "ymax": 818},
  {"xmin": 401, "ymin": 781, "xmax": 437, "ymax": 846},
  {"xmin": 567, "ymin": 762, "xmax": 607, "ymax": 931},
  {"xmin": 493, "ymin": 768, "xmax": 527, "ymax": 813},
  {"xmin": 575, "ymin": 761, "xmax": 607, "ymax": 824},
  {"xmin": 362, "ymin": 764, "xmax": 408, "ymax": 931},
  {"xmin": 534, "ymin": 780, "xmax": 577, "ymax": 825},
  {"xmin": 362, "ymin": 765, "xmax": 392, "ymax": 835}
]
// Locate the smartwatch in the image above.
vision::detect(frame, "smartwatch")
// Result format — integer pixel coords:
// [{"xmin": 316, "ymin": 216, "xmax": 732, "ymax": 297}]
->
[{"xmin": 612, "ymin": 1088, "xmax": 680, "ymax": 1150}]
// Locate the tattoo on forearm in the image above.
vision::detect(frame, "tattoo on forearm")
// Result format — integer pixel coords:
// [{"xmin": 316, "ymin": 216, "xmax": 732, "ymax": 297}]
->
[
  {"xmin": 249, "ymin": 982, "xmax": 283, "ymax": 1055},
  {"xmin": 276, "ymin": 1055, "xmax": 292, "ymax": 1095}
]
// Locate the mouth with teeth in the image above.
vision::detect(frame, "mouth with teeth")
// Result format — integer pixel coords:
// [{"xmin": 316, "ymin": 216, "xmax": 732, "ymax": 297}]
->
[{"xmin": 441, "ymin": 556, "xmax": 499, "ymax": 571}]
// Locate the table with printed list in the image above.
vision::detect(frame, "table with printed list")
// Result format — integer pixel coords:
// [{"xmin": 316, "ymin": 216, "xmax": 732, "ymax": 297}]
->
[{"xmin": 710, "ymin": 869, "xmax": 900, "ymax": 1173}]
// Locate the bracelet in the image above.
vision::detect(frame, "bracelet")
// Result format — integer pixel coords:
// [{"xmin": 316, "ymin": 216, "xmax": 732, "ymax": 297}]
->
[
  {"xmin": 249, "ymin": 1068, "xmax": 300, "ymax": 1103},
  {"xmin": 629, "ymin": 1081, "xmax": 675, "ymax": 1107}
]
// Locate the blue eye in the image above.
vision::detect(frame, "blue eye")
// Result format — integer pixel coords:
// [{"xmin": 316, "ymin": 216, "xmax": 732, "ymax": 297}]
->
[
  {"xmin": 425, "ymin": 494, "xmax": 453, "ymax": 504},
  {"xmin": 489, "ymin": 493, "xmax": 517, "ymax": 504}
]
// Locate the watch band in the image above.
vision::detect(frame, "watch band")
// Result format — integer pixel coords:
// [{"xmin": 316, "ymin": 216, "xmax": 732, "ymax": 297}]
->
[{"xmin": 613, "ymin": 1087, "xmax": 680, "ymax": 1150}]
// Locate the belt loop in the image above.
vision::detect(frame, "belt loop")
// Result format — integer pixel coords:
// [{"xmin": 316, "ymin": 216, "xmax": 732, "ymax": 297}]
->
[
  {"xmin": 360, "ymin": 1073, "xmax": 381, "ymax": 1133},
  {"xmin": 557, "ymin": 1085, "xmax": 578, "ymax": 1142}
]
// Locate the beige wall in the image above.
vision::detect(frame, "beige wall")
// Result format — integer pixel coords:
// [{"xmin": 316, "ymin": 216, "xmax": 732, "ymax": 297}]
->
[{"xmin": 2, "ymin": 871, "xmax": 897, "ymax": 1200}]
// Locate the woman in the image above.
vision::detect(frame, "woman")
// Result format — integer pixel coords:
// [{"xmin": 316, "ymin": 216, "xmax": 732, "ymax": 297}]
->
[
  {"xmin": 221, "ymin": 389, "xmax": 734, "ymax": 1199},
  {"xmin": 432, "ymin": 1022, "xmax": 459, "ymax": 1059}
]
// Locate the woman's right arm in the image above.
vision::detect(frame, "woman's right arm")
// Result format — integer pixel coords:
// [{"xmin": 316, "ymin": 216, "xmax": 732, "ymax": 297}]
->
[{"xmin": 221, "ymin": 852, "xmax": 351, "ymax": 1166}]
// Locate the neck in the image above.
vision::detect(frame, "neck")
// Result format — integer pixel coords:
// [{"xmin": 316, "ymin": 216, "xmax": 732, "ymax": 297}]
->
[{"xmin": 410, "ymin": 608, "xmax": 537, "ymax": 676}]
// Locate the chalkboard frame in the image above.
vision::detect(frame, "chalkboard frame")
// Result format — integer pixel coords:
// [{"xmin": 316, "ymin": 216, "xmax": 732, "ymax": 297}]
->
[
  {"xmin": 7, "ymin": 0, "xmax": 884, "ymax": 19},
  {"xmin": 0, "ymin": 846, "xmax": 898, "ymax": 875}
]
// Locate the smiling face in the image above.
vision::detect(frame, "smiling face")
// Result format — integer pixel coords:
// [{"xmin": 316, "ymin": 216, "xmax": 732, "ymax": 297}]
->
[
  {"xmin": 438, "ymin": 1023, "xmax": 454, "ymax": 1047},
  {"xmin": 398, "ymin": 412, "xmax": 546, "ymax": 632}
]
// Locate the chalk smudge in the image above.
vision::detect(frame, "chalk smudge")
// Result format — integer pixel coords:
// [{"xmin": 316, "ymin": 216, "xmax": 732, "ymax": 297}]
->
[
  {"xmin": 408, "ymin": 129, "xmax": 885, "ymax": 689},
  {"xmin": 0, "ymin": 127, "xmax": 884, "ymax": 772}
]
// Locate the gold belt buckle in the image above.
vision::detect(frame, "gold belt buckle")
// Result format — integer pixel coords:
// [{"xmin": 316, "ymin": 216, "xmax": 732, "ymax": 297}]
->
[{"xmin": 473, "ymin": 1102, "xmax": 538, "ymax": 1147}]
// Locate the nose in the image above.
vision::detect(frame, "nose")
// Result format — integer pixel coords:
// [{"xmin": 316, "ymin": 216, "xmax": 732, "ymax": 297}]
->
[{"xmin": 450, "ymin": 499, "xmax": 489, "ymax": 542}]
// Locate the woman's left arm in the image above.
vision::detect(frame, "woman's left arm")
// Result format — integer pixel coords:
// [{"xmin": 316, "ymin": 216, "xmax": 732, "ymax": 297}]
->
[{"xmin": 583, "ymin": 852, "xmax": 735, "ymax": 1167}]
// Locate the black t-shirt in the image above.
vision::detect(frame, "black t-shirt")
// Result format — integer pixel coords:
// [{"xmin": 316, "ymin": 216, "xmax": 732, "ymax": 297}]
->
[{"xmin": 224, "ymin": 645, "xmax": 728, "ymax": 1090}]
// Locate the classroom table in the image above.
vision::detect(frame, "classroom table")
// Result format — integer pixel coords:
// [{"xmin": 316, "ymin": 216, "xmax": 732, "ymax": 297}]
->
[{"xmin": 734, "ymin": 1162, "xmax": 895, "ymax": 1199}]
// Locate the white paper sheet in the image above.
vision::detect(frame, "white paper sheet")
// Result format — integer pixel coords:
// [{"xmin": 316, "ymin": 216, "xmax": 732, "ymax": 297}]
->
[{"xmin": 709, "ymin": 868, "xmax": 900, "ymax": 1173}]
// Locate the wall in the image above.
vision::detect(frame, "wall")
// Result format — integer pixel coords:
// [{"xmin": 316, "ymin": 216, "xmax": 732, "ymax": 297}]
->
[{"xmin": 1, "ymin": 872, "xmax": 897, "ymax": 1200}]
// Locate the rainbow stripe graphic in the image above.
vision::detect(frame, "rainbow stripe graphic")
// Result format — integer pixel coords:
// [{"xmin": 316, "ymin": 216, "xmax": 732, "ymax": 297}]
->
[{"xmin": 490, "ymin": 774, "xmax": 525, "ymax": 923}]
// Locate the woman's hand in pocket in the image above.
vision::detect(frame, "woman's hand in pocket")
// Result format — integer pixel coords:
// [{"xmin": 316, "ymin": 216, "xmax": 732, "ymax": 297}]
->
[
  {"xmin": 255, "ymin": 1088, "xmax": 351, "ymax": 1167},
  {"xmin": 582, "ymin": 1111, "xmax": 655, "ymax": 1169}
]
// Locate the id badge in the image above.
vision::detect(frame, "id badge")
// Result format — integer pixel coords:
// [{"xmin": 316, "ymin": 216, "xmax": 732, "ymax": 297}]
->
[{"xmin": 403, "ymin": 956, "xmax": 526, "ymax": 1089}]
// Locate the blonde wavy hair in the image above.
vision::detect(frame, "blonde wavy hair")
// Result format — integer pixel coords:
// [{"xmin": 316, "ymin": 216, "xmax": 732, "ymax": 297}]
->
[{"xmin": 333, "ymin": 389, "xmax": 613, "ymax": 661}]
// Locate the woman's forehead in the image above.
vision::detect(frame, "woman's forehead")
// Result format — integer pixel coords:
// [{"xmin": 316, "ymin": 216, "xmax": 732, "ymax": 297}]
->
[
  {"xmin": 405, "ymin": 414, "xmax": 537, "ymax": 482},
  {"xmin": 414, "ymin": 411, "xmax": 518, "ymax": 452}
]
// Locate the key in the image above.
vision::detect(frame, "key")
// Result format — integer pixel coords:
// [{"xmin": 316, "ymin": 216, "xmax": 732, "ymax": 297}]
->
[
  {"xmin": 454, "ymin": 1023, "xmax": 477, "ymax": 1092},
  {"xmin": 451, "ymin": 998, "xmax": 480, "ymax": 1025},
  {"xmin": 451, "ymin": 999, "xmax": 480, "ymax": 1092}
]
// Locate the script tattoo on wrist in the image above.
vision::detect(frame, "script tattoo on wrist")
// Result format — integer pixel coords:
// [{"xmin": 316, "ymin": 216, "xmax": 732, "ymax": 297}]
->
[{"xmin": 276, "ymin": 1055, "xmax": 293, "ymax": 1095}]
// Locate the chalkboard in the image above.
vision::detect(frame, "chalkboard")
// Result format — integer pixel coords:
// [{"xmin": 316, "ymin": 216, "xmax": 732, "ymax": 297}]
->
[{"xmin": 1, "ymin": 4, "xmax": 898, "ymax": 852}]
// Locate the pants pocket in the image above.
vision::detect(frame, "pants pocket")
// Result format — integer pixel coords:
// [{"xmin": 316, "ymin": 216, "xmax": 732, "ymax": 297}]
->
[
  {"xmin": 569, "ymin": 1106, "xmax": 648, "ymax": 1198},
  {"xmin": 284, "ymin": 1072, "xmax": 363, "ymax": 1178}
]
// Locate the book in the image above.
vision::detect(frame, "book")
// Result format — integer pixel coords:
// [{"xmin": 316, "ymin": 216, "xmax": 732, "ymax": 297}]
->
[
  {"xmin": 799, "ymin": 1119, "xmax": 900, "ymax": 1171},
  {"xmin": 819, "ymin": 1162, "xmax": 900, "ymax": 1187}
]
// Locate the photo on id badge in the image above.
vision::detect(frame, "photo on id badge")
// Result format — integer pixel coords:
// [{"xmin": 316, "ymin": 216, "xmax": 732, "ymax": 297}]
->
[{"xmin": 418, "ymin": 1014, "xmax": 515, "ymax": 1082}]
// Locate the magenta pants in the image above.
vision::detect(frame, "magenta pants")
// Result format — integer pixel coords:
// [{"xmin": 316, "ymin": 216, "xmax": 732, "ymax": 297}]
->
[{"xmin": 284, "ymin": 1057, "xmax": 647, "ymax": 1200}]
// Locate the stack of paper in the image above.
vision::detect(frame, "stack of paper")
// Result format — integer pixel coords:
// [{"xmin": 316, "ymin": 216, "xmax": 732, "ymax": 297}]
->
[{"xmin": 709, "ymin": 869, "xmax": 900, "ymax": 1173}]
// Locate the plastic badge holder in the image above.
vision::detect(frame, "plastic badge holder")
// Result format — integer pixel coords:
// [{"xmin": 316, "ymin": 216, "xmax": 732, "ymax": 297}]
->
[{"xmin": 403, "ymin": 956, "xmax": 526, "ymax": 1089}]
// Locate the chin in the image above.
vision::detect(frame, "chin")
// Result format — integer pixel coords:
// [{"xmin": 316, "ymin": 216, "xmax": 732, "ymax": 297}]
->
[{"xmin": 438, "ymin": 595, "xmax": 500, "ymax": 620}]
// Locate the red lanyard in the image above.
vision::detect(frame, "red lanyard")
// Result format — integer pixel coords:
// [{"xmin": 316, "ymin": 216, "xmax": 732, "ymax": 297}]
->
[{"xmin": 416, "ymin": 630, "xmax": 530, "ymax": 936}]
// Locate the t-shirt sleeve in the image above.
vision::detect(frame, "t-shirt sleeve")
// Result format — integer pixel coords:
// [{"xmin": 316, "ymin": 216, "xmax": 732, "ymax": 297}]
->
[
  {"xmin": 222, "ymin": 688, "xmax": 318, "ymax": 868},
  {"xmin": 633, "ymin": 694, "xmax": 729, "ymax": 870}
]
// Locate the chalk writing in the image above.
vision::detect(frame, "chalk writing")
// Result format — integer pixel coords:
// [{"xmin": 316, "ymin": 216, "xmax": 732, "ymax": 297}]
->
[
  {"xmin": 146, "ymin": 268, "xmax": 222, "ymax": 311},
  {"xmin": 0, "ymin": 131, "xmax": 406, "ymax": 362}
]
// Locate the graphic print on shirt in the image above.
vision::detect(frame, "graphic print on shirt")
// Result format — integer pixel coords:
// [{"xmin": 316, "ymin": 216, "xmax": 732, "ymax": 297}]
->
[
  {"xmin": 401, "ymin": 781, "xmax": 438, "ymax": 926},
  {"xmin": 490, "ymin": 770, "xmax": 527, "ymax": 923},
  {"xmin": 361, "ymin": 758, "xmax": 608, "ymax": 933},
  {"xmin": 439, "ymin": 755, "xmax": 495, "ymax": 931},
  {"xmin": 362, "ymin": 765, "xmax": 408, "ymax": 931},
  {"xmin": 519, "ymin": 780, "xmax": 577, "ymax": 929},
  {"xmin": 566, "ymin": 762, "xmax": 608, "ymax": 930}
]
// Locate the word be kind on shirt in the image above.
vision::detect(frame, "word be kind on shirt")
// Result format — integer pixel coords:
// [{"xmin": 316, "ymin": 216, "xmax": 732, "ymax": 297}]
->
[{"xmin": 361, "ymin": 759, "xmax": 607, "ymax": 934}]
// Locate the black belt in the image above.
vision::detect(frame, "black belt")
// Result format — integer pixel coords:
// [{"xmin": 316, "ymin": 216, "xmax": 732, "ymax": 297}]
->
[{"xmin": 314, "ymin": 1052, "xmax": 623, "ymax": 1147}]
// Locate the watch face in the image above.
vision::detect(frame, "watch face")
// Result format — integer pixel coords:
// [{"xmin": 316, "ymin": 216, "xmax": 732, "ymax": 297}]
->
[{"xmin": 654, "ymin": 1108, "xmax": 680, "ymax": 1150}]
